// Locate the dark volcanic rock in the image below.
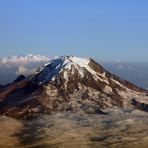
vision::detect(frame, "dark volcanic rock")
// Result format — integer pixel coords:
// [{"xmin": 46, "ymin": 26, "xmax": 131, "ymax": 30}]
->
[
  {"xmin": 13, "ymin": 75, "xmax": 26, "ymax": 83},
  {"xmin": 131, "ymin": 99, "xmax": 148, "ymax": 112}
]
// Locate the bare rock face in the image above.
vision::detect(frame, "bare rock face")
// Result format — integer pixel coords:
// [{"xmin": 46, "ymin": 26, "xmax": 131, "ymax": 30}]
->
[
  {"xmin": 0, "ymin": 56, "xmax": 148, "ymax": 119},
  {"xmin": 131, "ymin": 99, "xmax": 148, "ymax": 112}
]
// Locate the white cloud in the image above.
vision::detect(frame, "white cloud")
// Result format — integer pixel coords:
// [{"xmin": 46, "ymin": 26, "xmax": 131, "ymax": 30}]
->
[
  {"xmin": 0, "ymin": 54, "xmax": 50, "ymax": 67},
  {"xmin": 0, "ymin": 54, "xmax": 51, "ymax": 84},
  {"xmin": 16, "ymin": 65, "xmax": 36, "ymax": 76}
]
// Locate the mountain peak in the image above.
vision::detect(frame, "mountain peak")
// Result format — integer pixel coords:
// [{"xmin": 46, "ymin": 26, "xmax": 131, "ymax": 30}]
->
[
  {"xmin": 32, "ymin": 56, "xmax": 92, "ymax": 84},
  {"xmin": 47, "ymin": 55, "xmax": 90, "ymax": 68}
]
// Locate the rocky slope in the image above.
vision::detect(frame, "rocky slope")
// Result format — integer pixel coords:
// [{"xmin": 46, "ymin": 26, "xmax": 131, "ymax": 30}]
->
[{"xmin": 0, "ymin": 56, "xmax": 148, "ymax": 119}]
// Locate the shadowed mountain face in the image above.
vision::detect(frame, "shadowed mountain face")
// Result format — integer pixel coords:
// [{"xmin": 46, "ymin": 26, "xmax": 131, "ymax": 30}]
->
[{"xmin": 0, "ymin": 56, "xmax": 148, "ymax": 119}]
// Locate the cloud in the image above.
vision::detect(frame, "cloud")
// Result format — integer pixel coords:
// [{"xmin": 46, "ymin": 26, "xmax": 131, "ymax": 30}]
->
[
  {"xmin": 0, "ymin": 54, "xmax": 49, "ymax": 67},
  {"xmin": 0, "ymin": 54, "xmax": 50, "ymax": 84},
  {"xmin": 16, "ymin": 65, "xmax": 36, "ymax": 76}
]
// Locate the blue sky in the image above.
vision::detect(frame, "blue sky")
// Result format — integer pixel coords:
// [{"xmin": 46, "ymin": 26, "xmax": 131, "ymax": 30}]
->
[{"xmin": 0, "ymin": 0, "xmax": 148, "ymax": 61}]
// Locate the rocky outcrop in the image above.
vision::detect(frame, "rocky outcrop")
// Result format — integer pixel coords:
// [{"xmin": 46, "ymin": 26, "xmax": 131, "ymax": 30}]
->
[{"xmin": 131, "ymin": 99, "xmax": 148, "ymax": 112}]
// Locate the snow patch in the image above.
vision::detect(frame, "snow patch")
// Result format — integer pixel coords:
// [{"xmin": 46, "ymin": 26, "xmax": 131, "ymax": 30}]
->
[
  {"xmin": 103, "ymin": 85, "xmax": 113, "ymax": 94},
  {"xmin": 111, "ymin": 78, "xmax": 123, "ymax": 87},
  {"xmin": 63, "ymin": 71, "xmax": 69, "ymax": 89}
]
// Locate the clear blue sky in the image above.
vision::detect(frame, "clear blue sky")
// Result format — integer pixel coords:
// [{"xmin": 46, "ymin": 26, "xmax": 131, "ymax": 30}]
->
[{"xmin": 0, "ymin": 0, "xmax": 148, "ymax": 61}]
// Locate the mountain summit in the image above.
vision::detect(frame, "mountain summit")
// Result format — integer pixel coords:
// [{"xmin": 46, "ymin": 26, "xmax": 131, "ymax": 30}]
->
[
  {"xmin": 0, "ymin": 56, "xmax": 148, "ymax": 119},
  {"xmin": 32, "ymin": 56, "xmax": 92, "ymax": 84}
]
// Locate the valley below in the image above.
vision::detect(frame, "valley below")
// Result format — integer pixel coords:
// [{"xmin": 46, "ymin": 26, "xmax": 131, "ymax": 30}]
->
[{"xmin": 0, "ymin": 108, "xmax": 148, "ymax": 148}]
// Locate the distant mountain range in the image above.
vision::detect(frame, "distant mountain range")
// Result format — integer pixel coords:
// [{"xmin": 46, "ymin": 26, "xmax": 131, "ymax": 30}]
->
[
  {"xmin": 101, "ymin": 62, "xmax": 148, "ymax": 89},
  {"xmin": 0, "ymin": 56, "xmax": 148, "ymax": 119}
]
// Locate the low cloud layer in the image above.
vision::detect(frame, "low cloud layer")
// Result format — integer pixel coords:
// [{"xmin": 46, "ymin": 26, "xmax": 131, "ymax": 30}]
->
[
  {"xmin": 0, "ymin": 54, "xmax": 50, "ymax": 85},
  {"xmin": 16, "ymin": 65, "xmax": 36, "ymax": 76},
  {"xmin": 0, "ymin": 54, "xmax": 49, "ymax": 67}
]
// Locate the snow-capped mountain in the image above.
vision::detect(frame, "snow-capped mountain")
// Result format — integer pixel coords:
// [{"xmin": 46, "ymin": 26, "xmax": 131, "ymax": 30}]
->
[{"xmin": 0, "ymin": 56, "xmax": 148, "ymax": 119}]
